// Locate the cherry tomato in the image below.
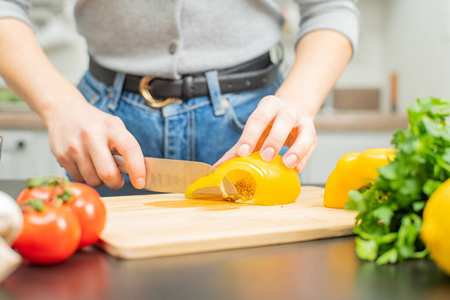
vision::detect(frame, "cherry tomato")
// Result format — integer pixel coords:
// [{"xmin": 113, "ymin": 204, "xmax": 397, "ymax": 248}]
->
[
  {"xmin": 65, "ymin": 183, "xmax": 106, "ymax": 249},
  {"xmin": 13, "ymin": 204, "xmax": 82, "ymax": 265}
]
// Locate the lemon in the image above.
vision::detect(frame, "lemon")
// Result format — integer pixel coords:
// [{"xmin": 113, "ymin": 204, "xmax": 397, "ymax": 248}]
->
[{"xmin": 421, "ymin": 179, "xmax": 450, "ymax": 275}]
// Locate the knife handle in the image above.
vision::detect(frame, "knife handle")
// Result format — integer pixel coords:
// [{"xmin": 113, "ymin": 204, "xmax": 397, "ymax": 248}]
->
[{"xmin": 113, "ymin": 155, "xmax": 128, "ymax": 174}]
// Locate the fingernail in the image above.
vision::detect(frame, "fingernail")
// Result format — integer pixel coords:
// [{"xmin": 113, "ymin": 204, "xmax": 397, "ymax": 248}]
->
[
  {"xmin": 261, "ymin": 147, "xmax": 275, "ymax": 161},
  {"xmin": 237, "ymin": 144, "xmax": 250, "ymax": 156},
  {"xmin": 283, "ymin": 154, "xmax": 298, "ymax": 168},
  {"xmin": 136, "ymin": 177, "xmax": 146, "ymax": 189}
]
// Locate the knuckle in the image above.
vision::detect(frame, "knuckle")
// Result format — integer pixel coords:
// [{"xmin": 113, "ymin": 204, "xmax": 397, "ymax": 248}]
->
[
  {"xmin": 258, "ymin": 95, "xmax": 279, "ymax": 107},
  {"xmin": 268, "ymin": 133, "xmax": 285, "ymax": 146},
  {"xmin": 106, "ymin": 116, "xmax": 125, "ymax": 128},
  {"xmin": 68, "ymin": 171, "xmax": 84, "ymax": 183},
  {"xmin": 291, "ymin": 145, "xmax": 309, "ymax": 157},
  {"xmin": 54, "ymin": 150, "xmax": 69, "ymax": 164},
  {"xmin": 278, "ymin": 109, "xmax": 298, "ymax": 124},
  {"xmin": 248, "ymin": 111, "xmax": 268, "ymax": 124},
  {"xmin": 106, "ymin": 178, "xmax": 124, "ymax": 190},
  {"xmin": 241, "ymin": 131, "xmax": 260, "ymax": 143},
  {"xmin": 120, "ymin": 138, "xmax": 140, "ymax": 154},
  {"xmin": 80, "ymin": 127, "xmax": 91, "ymax": 139},
  {"xmin": 66, "ymin": 140, "xmax": 81, "ymax": 155},
  {"xmin": 98, "ymin": 168, "xmax": 117, "ymax": 182},
  {"xmin": 85, "ymin": 176, "xmax": 102, "ymax": 187},
  {"xmin": 72, "ymin": 176, "xmax": 85, "ymax": 183}
]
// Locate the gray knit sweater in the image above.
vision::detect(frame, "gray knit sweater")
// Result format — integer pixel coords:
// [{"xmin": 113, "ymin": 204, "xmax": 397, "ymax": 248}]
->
[{"xmin": 1, "ymin": 0, "xmax": 359, "ymax": 79}]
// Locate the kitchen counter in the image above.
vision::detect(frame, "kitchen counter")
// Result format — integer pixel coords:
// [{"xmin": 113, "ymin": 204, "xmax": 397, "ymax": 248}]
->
[
  {"xmin": 0, "ymin": 110, "xmax": 46, "ymax": 130},
  {"xmin": 0, "ymin": 109, "xmax": 408, "ymax": 131},
  {"xmin": 1, "ymin": 180, "xmax": 449, "ymax": 300}
]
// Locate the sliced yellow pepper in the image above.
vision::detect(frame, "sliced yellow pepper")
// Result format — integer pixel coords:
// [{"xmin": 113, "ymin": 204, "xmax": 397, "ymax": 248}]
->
[
  {"xmin": 323, "ymin": 148, "xmax": 396, "ymax": 209},
  {"xmin": 185, "ymin": 151, "xmax": 301, "ymax": 206}
]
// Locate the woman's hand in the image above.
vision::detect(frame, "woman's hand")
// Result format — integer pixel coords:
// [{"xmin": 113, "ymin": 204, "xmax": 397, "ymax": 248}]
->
[
  {"xmin": 215, "ymin": 30, "xmax": 353, "ymax": 172},
  {"xmin": 215, "ymin": 95, "xmax": 317, "ymax": 173},
  {"xmin": 0, "ymin": 19, "xmax": 146, "ymax": 190},
  {"xmin": 45, "ymin": 97, "xmax": 146, "ymax": 190}
]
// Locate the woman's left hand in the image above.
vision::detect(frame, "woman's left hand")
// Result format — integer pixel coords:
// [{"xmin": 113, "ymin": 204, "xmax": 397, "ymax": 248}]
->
[
  {"xmin": 214, "ymin": 95, "xmax": 317, "ymax": 173},
  {"xmin": 215, "ymin": 29, "xmax": 354, "ymax": 173}
]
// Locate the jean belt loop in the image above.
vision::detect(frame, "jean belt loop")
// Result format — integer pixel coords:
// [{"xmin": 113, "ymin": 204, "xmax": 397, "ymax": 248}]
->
[
  {"xmin": 205, "ymin": 70, "xmax": 226, "ymax": 117},
  {"xmin": 108, "ymin": 72, "xmax": 126, "ymax": 111}
]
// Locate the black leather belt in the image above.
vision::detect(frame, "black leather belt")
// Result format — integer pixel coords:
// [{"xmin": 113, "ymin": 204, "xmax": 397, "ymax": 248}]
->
[{"xmin": 89, "ymin": 51, "xmax": 280, "ymax": 108}]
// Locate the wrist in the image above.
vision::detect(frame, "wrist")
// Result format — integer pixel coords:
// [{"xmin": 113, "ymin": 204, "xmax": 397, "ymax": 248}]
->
[{"xmin": 34, "ymin": 82, "xmax": 88, "ymax": 127}]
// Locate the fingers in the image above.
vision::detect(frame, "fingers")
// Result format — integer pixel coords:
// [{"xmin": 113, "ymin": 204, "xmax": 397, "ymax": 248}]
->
[
  {"xmin": 52, "ymin": 113, "xmax": 145, "ymax": 190},
  {"xmin": 259, "ymin": 108, "xmax": 299, "ymax": 161},
  {"xmin": 57, "ymin": 153, "xmax": 83, "ymax": 183},
  {"xmin": 89, "ymin": 116, "xmax": 145, "ymax": 190},
  {"xmin": 235, "ymin": 96, "xmax": 279, "ymax": 157},
  {"xmin": 88, "ymin": 140, "xmax": 124, "ymax": 189},
  {"xmin": 296, "ymin": 142, "xmax": 317, "ymax": 173},
  {"xmin": 54, "ymin": 137, "xmax": 103, "ymax": 186},
  {"xmin": 282, "ymin": 118, "xmax": 317, "ymax": 173},
  {"xmin": 110, "ymin": 132, "xmax": 146, "ymax": 190},
  {"xmin": 214, "ymin": 144, "xmax": 239, "ymax": 168},
  {"xmin": 232, "ymin": 95, "xmax": 318, "ymax": 173}
]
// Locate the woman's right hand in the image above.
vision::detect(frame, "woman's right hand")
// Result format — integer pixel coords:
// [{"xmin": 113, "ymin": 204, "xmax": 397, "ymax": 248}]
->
[
  {"xmin": 44, "ymin": 93, "xmax": 146, "ymax": 190},
  {"xmin": 0, "ymin": 18, "xmax": 145, "ymax": 190}
]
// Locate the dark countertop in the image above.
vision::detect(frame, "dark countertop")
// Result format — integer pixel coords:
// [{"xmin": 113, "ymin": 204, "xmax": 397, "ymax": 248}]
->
[{"xmin": 1, "ymin": 180, "xmax": 449, "ymax": 300}]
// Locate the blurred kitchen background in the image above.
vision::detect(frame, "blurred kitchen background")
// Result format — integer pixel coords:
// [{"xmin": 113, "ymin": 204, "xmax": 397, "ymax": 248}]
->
[{"xmin": 0, "ymin": 0, "xmax": 449, "ymax": 184}]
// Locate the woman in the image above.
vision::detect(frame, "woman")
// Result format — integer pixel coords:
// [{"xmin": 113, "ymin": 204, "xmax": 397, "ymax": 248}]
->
[{"xmin": 0, "ymin": 0, "xmax": 358, "ymax": 195}]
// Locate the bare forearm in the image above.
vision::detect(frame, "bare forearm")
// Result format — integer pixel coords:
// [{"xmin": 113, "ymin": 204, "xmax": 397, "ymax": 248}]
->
[
  {"xmin": 0, "ymin": 18, "xmax": 83, "ymax": 125},
  {"xmin": 275, "ymin": 29, "xmax": 353, "ymax": 119}
]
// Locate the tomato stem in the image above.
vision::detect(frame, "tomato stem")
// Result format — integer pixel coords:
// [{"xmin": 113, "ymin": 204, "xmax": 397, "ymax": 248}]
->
[
  {"xmin": 20, "ymin": 198, "xmax": 45, "ymax": 212},
  {"xmin": 58, "ymin": 189, "xmax": 73, "ymax": 203}
]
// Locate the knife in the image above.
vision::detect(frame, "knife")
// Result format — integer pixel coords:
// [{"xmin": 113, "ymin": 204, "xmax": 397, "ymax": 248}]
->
[{"xmin": 113, "ymin": 155, "xmax": 238, "ymax": 197}]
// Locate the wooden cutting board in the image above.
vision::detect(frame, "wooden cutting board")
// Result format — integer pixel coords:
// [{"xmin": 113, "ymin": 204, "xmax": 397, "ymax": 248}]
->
[{"xmin": 98, "ymin": 186, "xmax": 357, "ymax": 259}]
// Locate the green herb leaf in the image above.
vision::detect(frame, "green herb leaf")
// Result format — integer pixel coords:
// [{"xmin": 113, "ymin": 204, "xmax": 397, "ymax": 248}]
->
[
  {"xmin": 355, "ymin": 238, "xmax": 378, "ymax": 261},
  {"xmin": 345, "ymin": 97, "xmax": 450, "ymax": 264},
  {"xmin": 376, "ymin": 248, "xmax": 398, "ymax": 265},
  {"xmin": 412, "ymin": 201, "xmax": 426, "ymax": 212},
  {"xmin": 423, "ymin": 179, "xmax": 442, "ymax": 197},
  {"xmin": 372, "ymin": 206, "xmax": 394, "ymax": 226}
]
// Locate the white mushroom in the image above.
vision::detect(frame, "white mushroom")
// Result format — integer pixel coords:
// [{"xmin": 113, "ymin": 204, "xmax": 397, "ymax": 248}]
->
[{"xmin": 0, "ymin": 190, "xmax": 23, "ymax": 282}]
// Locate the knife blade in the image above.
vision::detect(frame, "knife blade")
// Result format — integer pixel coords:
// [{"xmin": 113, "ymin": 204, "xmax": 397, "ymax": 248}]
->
[{"xmin": 113, "ymin": 155, "xmax": 238, "ymax": 196}]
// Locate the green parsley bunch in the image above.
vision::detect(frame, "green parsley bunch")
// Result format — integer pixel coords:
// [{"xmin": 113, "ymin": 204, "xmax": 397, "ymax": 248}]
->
[{"xmin": 346, "ymin": 98, "xmax": 450, "ymax": 264}]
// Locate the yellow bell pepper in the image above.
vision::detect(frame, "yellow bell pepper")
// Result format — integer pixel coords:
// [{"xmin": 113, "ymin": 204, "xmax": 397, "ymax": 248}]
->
[
  {"xmin": 323, "ymin": 148, "xmax": 396, "ymax": 209},
  {"xmin": 421, "ymin": 179, "xmax": 450, "ymax": 276},
  {"xmin": 185, "ymin": 151, "xmax": 301, "ymax": 206}
]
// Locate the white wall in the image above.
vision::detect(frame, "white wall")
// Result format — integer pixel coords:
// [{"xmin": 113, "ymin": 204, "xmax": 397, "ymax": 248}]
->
[
  {"xmin": 335, "ymin": 0, "xmax": 390, "ymax": 111},
  {"xmin": 384, "ymin": 0, "xmax": 450, "ymax": 113},
  {"xmin": 280, "ymin": 0, "xmax": 450, "ymax": 114},
  {"xmin": 0, "ymin": 0, "xmax": 88, "ymax": 88}
]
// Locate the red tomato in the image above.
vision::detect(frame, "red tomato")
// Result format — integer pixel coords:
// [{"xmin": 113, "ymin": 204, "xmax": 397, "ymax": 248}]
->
[
  {"xmin": 16, "ymin": 186, "xmax": 64, "ymax": 204},
  {"xmin": 65, "ymin": 183, "xmax": 106, "ymax": 249},
  {"xmin": 13, "ymin": 205, "xmax": 81, "ymax": 265}
]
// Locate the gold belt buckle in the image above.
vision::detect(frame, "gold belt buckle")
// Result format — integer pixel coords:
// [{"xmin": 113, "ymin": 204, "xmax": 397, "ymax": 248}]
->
[{"xmin": 139, "ymin": 75, "xmax": 177, "ymax": 108}]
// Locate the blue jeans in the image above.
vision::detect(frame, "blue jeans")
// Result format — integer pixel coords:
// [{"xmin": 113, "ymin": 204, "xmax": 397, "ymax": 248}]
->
[{"xmin": 77, "ymin": 69, "xmax": 284, "ymax": 196}]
